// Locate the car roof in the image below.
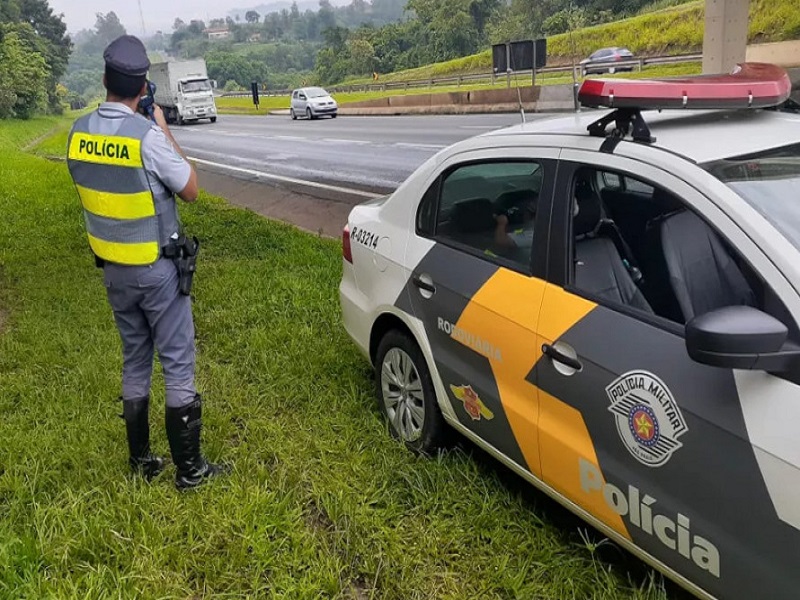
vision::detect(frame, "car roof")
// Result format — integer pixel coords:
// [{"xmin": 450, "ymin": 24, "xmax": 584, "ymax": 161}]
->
[{"xmin": 482, "ymin": 108, "xmax": 800, "ymax": 164}]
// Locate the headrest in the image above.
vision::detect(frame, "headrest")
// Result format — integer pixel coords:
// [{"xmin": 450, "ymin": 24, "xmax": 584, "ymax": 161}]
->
[
  {"xmin": 573, "ymin": 176, "xmax": 602, "ymax": 237},
  {"xmin": 452, "ymin": 197, "xmax": 495, "ymax": 234},
  {"xmin": 651, "ymin": 186, "xmax": 684, "ymax": 213}
]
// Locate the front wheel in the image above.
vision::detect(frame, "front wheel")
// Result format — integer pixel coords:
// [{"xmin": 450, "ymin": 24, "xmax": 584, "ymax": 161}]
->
[
  {"xmin": 210, "ymin": 116, "xmax": 217, "ymax": 123},
  {"xmin": 306, "ymin": 107, "xmax": 314, "ymax": 120},
  {"xmin": 374, "ymin": 330, "xmax": 447, "ymax": 455},
  {"xmin": 331, "ymin": 113, "xmax": 338, "ymax": 119}
]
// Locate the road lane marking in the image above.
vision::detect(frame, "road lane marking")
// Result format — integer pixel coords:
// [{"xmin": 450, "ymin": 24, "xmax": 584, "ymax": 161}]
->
[
  {"xmin": 322, "ymin": 138, "xmax": 372, "ymax": 145},
  {"xmin": 393, "ymin": 142, "xmax": 447, "ymax": 150},
  {"xmin": 188, "ymin": 156, "xmax": 384, "ymax": 199}
]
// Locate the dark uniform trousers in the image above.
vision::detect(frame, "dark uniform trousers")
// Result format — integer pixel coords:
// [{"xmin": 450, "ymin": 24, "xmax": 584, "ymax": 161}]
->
[{"xmin": 103, "ymin": 257, "xmax": 197, "ymax": 408}]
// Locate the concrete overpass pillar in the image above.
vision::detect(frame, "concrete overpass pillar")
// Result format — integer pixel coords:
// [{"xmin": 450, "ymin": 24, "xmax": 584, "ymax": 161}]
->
[{"xmin": 702, "ymin": 0, "xmax": 750, "ymax": 74}]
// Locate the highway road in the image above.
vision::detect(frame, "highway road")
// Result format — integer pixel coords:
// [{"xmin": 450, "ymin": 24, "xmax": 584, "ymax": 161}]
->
[{"xmin": 171, "ymin": 113, "xmax": 537, "ymax": 194}]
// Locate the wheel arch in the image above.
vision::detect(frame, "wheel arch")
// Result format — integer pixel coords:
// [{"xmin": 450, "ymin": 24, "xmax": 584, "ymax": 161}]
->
[{"xmin": 369, "ymin": 312, "xmax": 415, "ymax": 366}]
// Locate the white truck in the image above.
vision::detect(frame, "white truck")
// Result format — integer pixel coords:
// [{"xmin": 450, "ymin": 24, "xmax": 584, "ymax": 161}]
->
[{"xmin": 149, "ymin": 59, "xmax": 217, "ymax": 125}]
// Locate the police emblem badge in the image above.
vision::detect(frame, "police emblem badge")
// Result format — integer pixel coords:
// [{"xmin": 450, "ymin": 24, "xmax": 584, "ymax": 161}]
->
[{"xmin": 606, "ymin": 371, "xmax": 687, "ymax": 467}]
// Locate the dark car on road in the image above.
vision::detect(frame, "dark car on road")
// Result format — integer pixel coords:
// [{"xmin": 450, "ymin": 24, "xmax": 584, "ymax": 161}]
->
[{"xmin": 580, "ymin": 47, "xmax": 636, "ymax": 76}]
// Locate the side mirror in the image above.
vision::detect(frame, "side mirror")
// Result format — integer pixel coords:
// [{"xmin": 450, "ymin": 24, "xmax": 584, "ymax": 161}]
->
[
  {"xmin": 299, "ymin": 94, "xmax": 306, "ymax": 100},
  {"xmin": 686, "ymin": 306, "xmax": 800, "ymax": 371}
]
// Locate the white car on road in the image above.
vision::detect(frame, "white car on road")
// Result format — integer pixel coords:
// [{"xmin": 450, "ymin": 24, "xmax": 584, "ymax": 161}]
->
[{"xmin": 290, "ymin": 86, "xmax": 338, "ymax": 120}]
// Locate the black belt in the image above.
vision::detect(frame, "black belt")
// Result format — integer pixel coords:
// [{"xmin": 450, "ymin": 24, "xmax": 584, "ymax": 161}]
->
[{"xmin": 95, "ymin": 243, "xmax": 182, "ymax": 267}]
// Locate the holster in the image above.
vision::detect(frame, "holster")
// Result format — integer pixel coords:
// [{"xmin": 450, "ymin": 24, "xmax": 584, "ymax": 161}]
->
[{"xmin": 174, "ymin": 235, "xmax": 200, "ymax": 296}]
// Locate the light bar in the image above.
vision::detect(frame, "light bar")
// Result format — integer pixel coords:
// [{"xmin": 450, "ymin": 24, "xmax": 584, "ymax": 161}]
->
[{"xmin": 578, "ymin": 62, "xmax": 792, "ymax": 110}]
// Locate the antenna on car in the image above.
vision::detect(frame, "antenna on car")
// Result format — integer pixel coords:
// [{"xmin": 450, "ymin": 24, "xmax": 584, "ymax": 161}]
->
[{"xmin": 507, "ymin": 46, "xmax": 526, "ymax": 124}]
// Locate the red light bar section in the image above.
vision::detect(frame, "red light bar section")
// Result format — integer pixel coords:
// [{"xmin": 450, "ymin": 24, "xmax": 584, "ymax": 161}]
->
[{"xmin": 578, "ymin": 62, "xmax": 792, "ymax": 110}]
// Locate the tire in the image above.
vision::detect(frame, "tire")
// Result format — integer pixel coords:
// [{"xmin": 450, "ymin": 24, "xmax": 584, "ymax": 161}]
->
[
  {"xmin": 290, "ymin": 108, "xmax": 297, "ymax": 120},
  {"xmin": 331, "ymin": 113, "xmax": 337, "ymax": 119},
  {"xmin": 210, "ymin": 117, "xmax": 217, "ymax": 123},
  {"xmin": 177, "ymin": 114, "xmax": 184, "ymax": 126},
  {"xmin": 374, "ymin": 330, "xmax": 447, "ymax": 455},
  {"xmin": 306, "ymin": 107, "xmax": 314, "ymax": 120}
]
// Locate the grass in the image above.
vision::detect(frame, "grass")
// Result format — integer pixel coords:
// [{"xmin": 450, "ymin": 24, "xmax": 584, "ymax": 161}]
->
[
  {"xmin": 0, "ymin": 115, "xmax": 673, "ymax": 599},
  {"xmin": 339, "ymin": 0, "xmax": 799, "ymax": 87},
  {"xmin": 216, "ymin": 63, "xmax": 701, "ymax": 116}
]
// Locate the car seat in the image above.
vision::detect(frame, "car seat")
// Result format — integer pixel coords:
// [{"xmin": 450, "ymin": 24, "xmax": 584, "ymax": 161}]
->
[
  {"xmin": 660, "ymin": 209, "xmax": 755, "ymax": 321},
  {"xmin": 574, "ymin": 175, "xmax": 653, "ymax": 313}
]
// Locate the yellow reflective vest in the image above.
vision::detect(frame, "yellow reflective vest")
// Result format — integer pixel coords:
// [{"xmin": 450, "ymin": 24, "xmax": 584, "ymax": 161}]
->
[{"xmin": 67, "ymin": 113, "xmax": 163, "ymax": 266}]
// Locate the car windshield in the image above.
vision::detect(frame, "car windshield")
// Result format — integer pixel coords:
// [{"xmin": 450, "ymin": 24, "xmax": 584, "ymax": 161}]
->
[
  {"xmin": 704, "ymin": 143, "xmax": 800, "ymax": 250},
  {"xmin": 305, "ymin": 87, "xmax": 329, "ymax": 98},
  {"xmin": 182, "ymin": 80, "xmax": 211, "ymax": 93}
]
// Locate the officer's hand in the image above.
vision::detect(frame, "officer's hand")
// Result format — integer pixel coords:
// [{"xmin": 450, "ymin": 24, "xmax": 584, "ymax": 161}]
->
[
  {"xmin": 153, "ymin": 105, "xmax": 169, "ymax": 131},
  {"xmin": 494, "ymin": 213, "xmax": 509, "ymax": 228}
]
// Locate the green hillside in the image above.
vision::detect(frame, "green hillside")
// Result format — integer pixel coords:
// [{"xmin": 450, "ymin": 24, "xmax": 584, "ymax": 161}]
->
[{"xmin": 342, "ymin": 0, "xmax": 799, "ymax": 86}]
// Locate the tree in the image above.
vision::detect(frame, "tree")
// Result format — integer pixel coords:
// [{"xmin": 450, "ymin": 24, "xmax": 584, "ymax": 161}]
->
[
  {"xmin": 347, "ymin": 37, "xmax": 376, "ymax": 75},
  {"xmin": 187, "ymin": 20, "xmax": 205, "ymax": 35},
  {"xmin": 4, "ymin": 0, "xmax": 72, "ymax": 112},
  {"xmin": 245, "ymin": 10, "xmax": 260, "ymax": 24},
  {"xmin": 318, "ymin": 0, "xmax": 336, "ymax": 30},
  {"xmin": 206, "ymin": 49, "xmax": 269, "ymax": 88},
  {"xmin": 322, "ymin": 25, "xmax": 349, "ymax": 52},
  {"xmin": 94, "ymin": 11, "xmax": 126, "ymax": 47},
  {"xmin": 0, "ymin": 24, "xmax": 51, "ymax": 119},
  {"xmin": 145, "ymin": 30, "xmax": 167, "ymax": 51}
]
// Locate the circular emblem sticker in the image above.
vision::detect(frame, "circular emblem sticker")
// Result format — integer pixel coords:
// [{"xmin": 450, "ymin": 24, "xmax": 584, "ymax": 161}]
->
[{"xmin": 607, "ymin": 371, "xmax": 687, "ymax": 467}]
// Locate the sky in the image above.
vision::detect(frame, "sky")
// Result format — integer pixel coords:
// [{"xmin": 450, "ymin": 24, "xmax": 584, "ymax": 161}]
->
[{"xmin": 48, "ymin": 0, "xmax": 349, "ymax": 36}]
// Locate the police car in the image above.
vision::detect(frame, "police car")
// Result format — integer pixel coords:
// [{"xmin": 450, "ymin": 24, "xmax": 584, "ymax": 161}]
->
[{"xmin": 338, "ymin": 63, "xmax": 800, "ymax": 600}]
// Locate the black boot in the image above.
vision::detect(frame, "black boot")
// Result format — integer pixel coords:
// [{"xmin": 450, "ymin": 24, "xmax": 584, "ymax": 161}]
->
[
  {"xmin": 121, "ymin": 396, "xmax": 165, "ymax": 481},
  {"xmin": 165, "ymin": 395, "xmax": 229, "ymax": 491}
]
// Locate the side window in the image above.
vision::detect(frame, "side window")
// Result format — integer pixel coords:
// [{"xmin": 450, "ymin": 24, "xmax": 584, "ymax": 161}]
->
[
  {"xmin": 569, "ymin": 165, "xmax": 790, "ymax": 331},
  {"xmin": 600, "ymin": 171, "xmax": 622, "ymax": 190},
  {"xmin": 623, "ymin": 177, "xmax": 654, "ymax": 195},
  {"xmin": 416, "ymin": 178, "xmax": 439, "ymax": 236},
  {"xmin": 419, "ymin": 160, "xmax": 544, "ymax": 270}
]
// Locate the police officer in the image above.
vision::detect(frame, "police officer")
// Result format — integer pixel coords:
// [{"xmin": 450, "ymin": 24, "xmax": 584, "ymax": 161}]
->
[{"xmin": 66, "ymin": 35, "xmax": 227, "ymax": 490}]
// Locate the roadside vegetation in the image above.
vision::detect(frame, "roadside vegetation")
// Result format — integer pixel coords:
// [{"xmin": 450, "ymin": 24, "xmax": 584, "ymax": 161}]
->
[
  {"xmin": 0, "ymin": 115, "xmax": 674, "ymax": 599},
  {"xmin": 215, "ymin": 62, "xmax": 702, "ymax": 116},
  {"xmin": 338, "ymin": 0, "xmax": 798, "ymax": 87},
  {"xmin": 0, "ymin": 0, "xmax": 71, "ymax": 119}
]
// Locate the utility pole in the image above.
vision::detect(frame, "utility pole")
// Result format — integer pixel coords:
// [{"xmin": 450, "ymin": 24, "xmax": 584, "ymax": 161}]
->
[{"xmin": 138, "ymin": 0, "xmax": 147, "ymax": 36}]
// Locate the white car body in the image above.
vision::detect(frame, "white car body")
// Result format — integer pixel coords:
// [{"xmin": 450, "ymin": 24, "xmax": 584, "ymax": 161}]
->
[
  {"xmin": 339, "ymin": 102, "xmax": 800, "ymax": 600},
  {"xmin": 290, "ymin": 87, "xmax": 338, "ymax": 120}
]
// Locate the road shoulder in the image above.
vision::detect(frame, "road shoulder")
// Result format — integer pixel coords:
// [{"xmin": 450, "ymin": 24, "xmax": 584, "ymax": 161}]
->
[{"xmin": 196, "ymin": 167, "xmax": 358, "ymax": 239}]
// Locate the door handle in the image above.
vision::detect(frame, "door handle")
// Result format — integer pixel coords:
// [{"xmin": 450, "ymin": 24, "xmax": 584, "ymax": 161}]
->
[
  {"xmin": 412, "ymin": 276, "xmax": 436, "ymax": 295},
  {"xmin": 542, "ymin": 343, "xmax": 583, "ymax": 371}
]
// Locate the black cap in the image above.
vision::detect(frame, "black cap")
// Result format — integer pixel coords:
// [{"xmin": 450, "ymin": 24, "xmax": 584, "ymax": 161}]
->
[{"xmin": 103, "ymin": 35, "xmax": 150, "ymax": 77}]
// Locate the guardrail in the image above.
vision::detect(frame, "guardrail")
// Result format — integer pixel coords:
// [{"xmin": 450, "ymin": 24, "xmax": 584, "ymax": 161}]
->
[{"xmin": 219, "ymin": 52, "xmax": 703, "ymax": 98}]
